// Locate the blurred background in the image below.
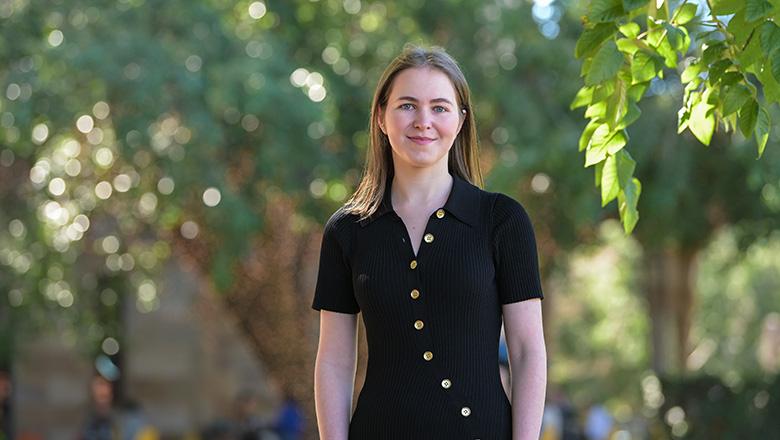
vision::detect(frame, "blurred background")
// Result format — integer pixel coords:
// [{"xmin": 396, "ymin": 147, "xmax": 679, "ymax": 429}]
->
[{"xmin": 1, "ymin": 0, "xmax": 779, "ymax": 439}]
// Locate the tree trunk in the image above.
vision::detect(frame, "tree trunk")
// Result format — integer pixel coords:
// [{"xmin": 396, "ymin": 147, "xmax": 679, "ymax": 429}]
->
[{"xmin": 644, "ymin": 247, "xmax": 697, "ymax": 375}]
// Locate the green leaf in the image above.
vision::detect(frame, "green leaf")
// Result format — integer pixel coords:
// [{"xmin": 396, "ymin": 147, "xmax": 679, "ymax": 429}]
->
[
  {"xmin": 754, "ymin": 60, "xmax": 780, "ymax": 104},
  {"xmin": 618, "ymin": 101, "xmax": 642, "ymax": 129},
  {"xmin": 737, "ymin": 32, "xmax": 763, "ymax": 70},
  {"xmin": 585, "ymin": 40, "xmax": 625, "ymax": 86},
  {"xmin": 647, "ymin": 26, "xmax": 665, "ymax": 46},
  {"xmin": 708, "ymin": 59, "xmax": 733, "ymax": 84},
  {"xmin": 722, "ymin": 84, "xmax": 752, "ymax": 116},
  {"xmin": 593, "ymin": 80, "xmax": 616, "ymax": 101},
  {"xmin": 664, "ymin": 23, "xmax": 686, "ymax": 51},
  {"xmin": 746, "ymin": 0, "xmax": 773, "ymax": 22},
  {"xmin": 710, "ymin": 0, "xmax": 747, "ymax": 15},
  {"xmin": 623, "ymin": 0, "xmax": 649, "ymax": 12},
  {"xmin": 653, "ymin": 33, "xmax": 677, "ymax": 68},
  {"xmin": 589, "ymin": 0, "xmax": 625, "ymax": 22},
  {"xmin": 585, "ymin": 124, "xmax": 614, "ymax": 166},
  {"xmin": 702, "ymin": 41, "xmax": 726, "ymax": 65},
  {"xmin": 739, "ymin": 98, "xmax": 759, "ymax": 138},
  {"xmin": 674, "ymin": 3, "xmax": 698, "ymax": 25},
  {"xmin": 727, "ymin": 11, "xmax": 753, "ymax": 46},
  {"xmin": 678, "ymin": 104, "xmax": 691, "ymax": 134},
  {"xmin": 576, "ymin": 23, "xmax": 617, "ymax": 58},
  {"xmin": 606, "ymin": 78, "xmax": 628, "ymax": 128},
  {"xmin": 618, "ymin": 177, "xmax": 642, "ymax": 233},
  {"xmin": 605, "ymin": 130, "xmax": 628, "ymax": 154},
  {"xmin": 618, "ymin": 22, "xmax": 641, "ymax": 38},
  {"xmin": 631, "ymin": 50, "xmax": 660, "ymax": 83},
  {"xmin": 601, "ymin": 154, "xmax": 620, "ymax": 206},
  {"xmin": 616, "ymin": 149, "xmax": 637, "ymax": 188},
  {"xmin": 720, "ymin": 72, "xmax": 743, "ymax": 86},
  {"xmin": 627, "ymin": 81, "xmax": 649, "ymax": 101},
  {"xmin": 579, "ymin": 120, "xmax": 601, "ymax": 151},
  {"xmin": 755, "ymin": 104, "xmax": 771, "ymax": 157},
  {"xmin": 770, "ymin": 47, "xmax": 780, "ymax": 83},
  {"xmin": 585, "ymin": 100, "xmax": 608, "ymax": 118},
  {"xmin": 760, "ymin": 21, "xmax": 780, "ymax": 55},
  {"xmin": 681, "ymin": 62, "xmax": 702, "ymax": 84},
  {"xmin": 689, "ymin": 89, "xmax": 716, "ymax": 145},
  {"xmin": 595, "ymin": 160, "xmax": 604, "ymax": 186},
  {"xmin": 571, "ymin": 86, "xmax": 594, "ymax": 109},
  {"xmin": 617, "ymin": 38, "xmax": 641, "ymax": 55}
]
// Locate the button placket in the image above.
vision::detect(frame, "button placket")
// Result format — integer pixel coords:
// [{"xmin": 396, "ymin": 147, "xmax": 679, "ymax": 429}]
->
[{"xmin": 402, "ymin": 208, "xmax": 477, "ymax": 437}]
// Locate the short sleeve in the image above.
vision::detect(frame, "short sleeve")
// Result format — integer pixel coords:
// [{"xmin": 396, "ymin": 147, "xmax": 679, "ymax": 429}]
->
[
  {"xmin": 492, "ymin": 193, "xmax": 544, "ymax": 304},
  {"xmin": 312, "ymin": 210, "xmax": 360, "ymax": 314}
]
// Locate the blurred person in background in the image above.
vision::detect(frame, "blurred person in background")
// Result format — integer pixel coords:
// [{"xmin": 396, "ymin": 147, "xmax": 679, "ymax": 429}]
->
[
  {"xmin": 78, "ymin": 374, "xmax": 116, "ymax": 440},
  {"xmin": 117, "ymin": 400, "xmax": 159, "ymax": 440},
  {"xmin": 272, "ymin": 388, "xmax": 303, "ymax": 440}
]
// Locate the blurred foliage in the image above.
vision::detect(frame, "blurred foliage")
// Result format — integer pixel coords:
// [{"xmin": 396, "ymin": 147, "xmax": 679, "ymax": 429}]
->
[
  {"xmin": 576, "ymin": 0, "xmax": 780, "ymax": 232},
  {"xmin": 657, "ymin": 374, "xmax": 780, "ymax": 438}
]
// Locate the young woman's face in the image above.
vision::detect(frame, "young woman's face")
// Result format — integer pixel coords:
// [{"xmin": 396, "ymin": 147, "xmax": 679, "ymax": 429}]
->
[{"xmin": 379, "ymin": 67, "xmax": 464, "ymax": 171}]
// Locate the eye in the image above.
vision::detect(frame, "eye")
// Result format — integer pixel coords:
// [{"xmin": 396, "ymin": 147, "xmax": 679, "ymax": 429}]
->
[
  {"xmin": 399, "ymin": 103, "xmax": 415, "ymax": 110},
  {"xmin": 433, "ymin": 106, "xmax": 448, "ymax": 113}
]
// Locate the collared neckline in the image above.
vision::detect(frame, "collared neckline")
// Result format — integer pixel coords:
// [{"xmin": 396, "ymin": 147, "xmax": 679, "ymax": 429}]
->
[{"xmin": 358, "ymin": 174, "xmax": 480, "ymax": 227}]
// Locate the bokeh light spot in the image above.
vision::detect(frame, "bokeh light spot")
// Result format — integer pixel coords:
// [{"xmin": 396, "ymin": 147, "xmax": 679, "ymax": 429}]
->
[
  {"xmin": 93, "ymin": 101, "xmax": 110, "ymax": 119},
  {"xmin": 181, "ymin": 221, "xmax": 199, "ymax": 239},
  {"xmin": 76, "ymin": 115, "xmax": 95, "ymax": 133},
  {"xmin": 102, "ymin": 337, "xmax": 120, "ymax": 355},
  {"xmin": 157, "ymin": 177, "xmax": 175, "ymax": 195},
  {"xmin": 203, "ymin": 187, "xmax": 221, "ymax": 207},
  {"xmin": 32, "ymin": 123, "xmax": 49, "ymax": 144},
  {"xmin": 48, "ymin": 177, "xmax": 67, "ymax": 196},
  {"xmin": 48, "ymin": 29, "xmax": 64, "ymax": 47},
  {"xmin": 249, "ymin": 1, "xmax": 267, "ymax": 19},
  {"xmin": 95, "ymin": 181, "xmax": 113, "ymax": 199}
]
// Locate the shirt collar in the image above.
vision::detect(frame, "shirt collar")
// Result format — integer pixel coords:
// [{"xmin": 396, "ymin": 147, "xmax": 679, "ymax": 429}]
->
[{"xmin": 358, "ymin": 174, "xmax": 480, "ymax": 227}]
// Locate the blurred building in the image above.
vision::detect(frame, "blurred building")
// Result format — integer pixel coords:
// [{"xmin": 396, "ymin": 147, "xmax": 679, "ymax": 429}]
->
[{"xmin": 12, "ymin": 258, "xmax": 275, "ymax": 440}]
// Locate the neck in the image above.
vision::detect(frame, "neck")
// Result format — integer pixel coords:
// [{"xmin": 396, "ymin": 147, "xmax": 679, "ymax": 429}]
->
[{"xmin": 390, "ymin": 162, "xmax": 453, "ymax": 209}]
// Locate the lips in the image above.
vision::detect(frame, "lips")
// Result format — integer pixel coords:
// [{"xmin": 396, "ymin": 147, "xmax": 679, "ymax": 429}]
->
[{"xmin": 408, "ymin": 136, "xmax": 436, "ymax": 145}]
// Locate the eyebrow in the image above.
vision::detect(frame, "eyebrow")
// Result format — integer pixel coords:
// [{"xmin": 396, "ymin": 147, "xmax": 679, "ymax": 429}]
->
[{"xmin": 395, "ymin": 96, "xmax": 455, "ymax": 106}]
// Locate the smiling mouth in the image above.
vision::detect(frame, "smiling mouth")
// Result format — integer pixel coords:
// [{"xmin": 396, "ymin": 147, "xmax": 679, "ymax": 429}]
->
[{"xmin": 408, "ymin": 136, "xmax": 436, "ymax": 144}]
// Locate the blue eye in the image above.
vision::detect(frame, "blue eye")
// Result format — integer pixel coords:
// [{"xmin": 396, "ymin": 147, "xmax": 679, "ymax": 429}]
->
[
  {"xmin": 399, "ymin": 103, "xmax": 414, "ymax": 110},
  {"xmin": 433, "ymin": 106, "xmax": 447, "ymax": 113}
]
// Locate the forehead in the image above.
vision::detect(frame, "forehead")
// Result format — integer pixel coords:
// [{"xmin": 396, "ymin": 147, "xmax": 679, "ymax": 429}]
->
[{"xmin": 387, "ymin": 67, "xmax": 458, "ymax": 101}]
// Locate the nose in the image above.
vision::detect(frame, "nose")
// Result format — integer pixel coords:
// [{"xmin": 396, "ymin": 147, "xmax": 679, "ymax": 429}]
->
[{"xmin": 413, "ymin": 109, "xmax": 432, "ymax": 130}]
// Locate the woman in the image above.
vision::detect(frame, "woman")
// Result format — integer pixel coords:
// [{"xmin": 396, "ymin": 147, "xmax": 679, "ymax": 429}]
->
[{"xmin": 312, "ymin": 44, "xmax": 546, "ymax": 440}]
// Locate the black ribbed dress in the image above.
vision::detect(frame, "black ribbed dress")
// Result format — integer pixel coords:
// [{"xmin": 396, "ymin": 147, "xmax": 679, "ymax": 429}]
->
[{"xmin": 312, "ymin": 175, "xmax": 544, "ymax": 440}]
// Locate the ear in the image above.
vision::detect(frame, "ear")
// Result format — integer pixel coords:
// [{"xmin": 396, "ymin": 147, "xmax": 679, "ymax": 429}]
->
[
  {"xmin": 377, "ymin": 107, "xmax": 386, "ymax": 134},
  {"xmin": 457, "ymin": 109, "xmax": 467, "ymax": 134}
]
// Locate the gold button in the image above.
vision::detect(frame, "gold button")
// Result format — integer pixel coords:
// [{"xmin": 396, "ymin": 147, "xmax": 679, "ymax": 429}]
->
[
  {"xmin": 461, "ymin": 406, "xmax": 471, "ymax": 417},
  {"xmin": 423, "ymin": 351, "xmax": 433, "ymax": 361},
  {"xmin": 410, "ymin": 289, "xmax": 420, "ymax": 299},
  {"xmin": 410, "ymin": 260, "xmax": 417, "ymax": 269},
  {"xmin": 414, "ymin": 320, "xmax": 424, "ymax": 330},
  {"xmin": 436, "ymin": 209, "xmax": 445, "ymax": 218},
  {"xmin": 423, "ymin": 233, "xmax": 434, "ymax": 243},
  {"xmin": 441, "ymin": 379, "xmax": 452, "ymax": 389}
]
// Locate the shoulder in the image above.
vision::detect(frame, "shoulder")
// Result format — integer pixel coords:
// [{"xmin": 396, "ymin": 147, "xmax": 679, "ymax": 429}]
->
[
  {"xmin": 488, "ymin": 191, "xmax": 532, "ymax": 222},
  {"xmin": 322, "ymin": 205, "xmax": 360, "ymax": 241}
]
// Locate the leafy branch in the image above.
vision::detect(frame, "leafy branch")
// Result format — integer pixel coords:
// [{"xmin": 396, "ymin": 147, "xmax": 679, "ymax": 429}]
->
[{"xmin": 574, "ymin": 0, "xmax": 777, "ymax": 233}]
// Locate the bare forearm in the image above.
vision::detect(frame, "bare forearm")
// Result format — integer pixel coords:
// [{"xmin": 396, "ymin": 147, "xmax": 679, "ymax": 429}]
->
[
  {"xmin": 314, "ymin": 357, "xmax": 356, "ymax": 440},
  {"xmin": 510, "ymin": 348, "xmax": 547, "ymax": 440}
]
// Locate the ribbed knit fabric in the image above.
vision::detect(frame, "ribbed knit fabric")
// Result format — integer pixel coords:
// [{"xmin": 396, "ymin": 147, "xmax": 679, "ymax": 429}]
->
[{"xmin": 312, "ymin": 175, "xmax": 544, "ymax": 440}]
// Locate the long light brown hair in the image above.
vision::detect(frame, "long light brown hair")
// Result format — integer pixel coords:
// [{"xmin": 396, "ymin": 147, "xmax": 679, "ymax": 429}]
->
[{"xmin": 344, "ymin": 44, "xmax": 483, "ymax": 220}]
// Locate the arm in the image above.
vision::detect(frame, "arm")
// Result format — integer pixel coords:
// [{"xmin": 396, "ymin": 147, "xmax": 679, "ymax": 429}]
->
[
  {"xmin": 503, "ymin": 298, "xmax": 547, "ymax": 440},
  {"xmin": 314, "ymin": 310, "xmax": 359, "ymax": 440}
]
